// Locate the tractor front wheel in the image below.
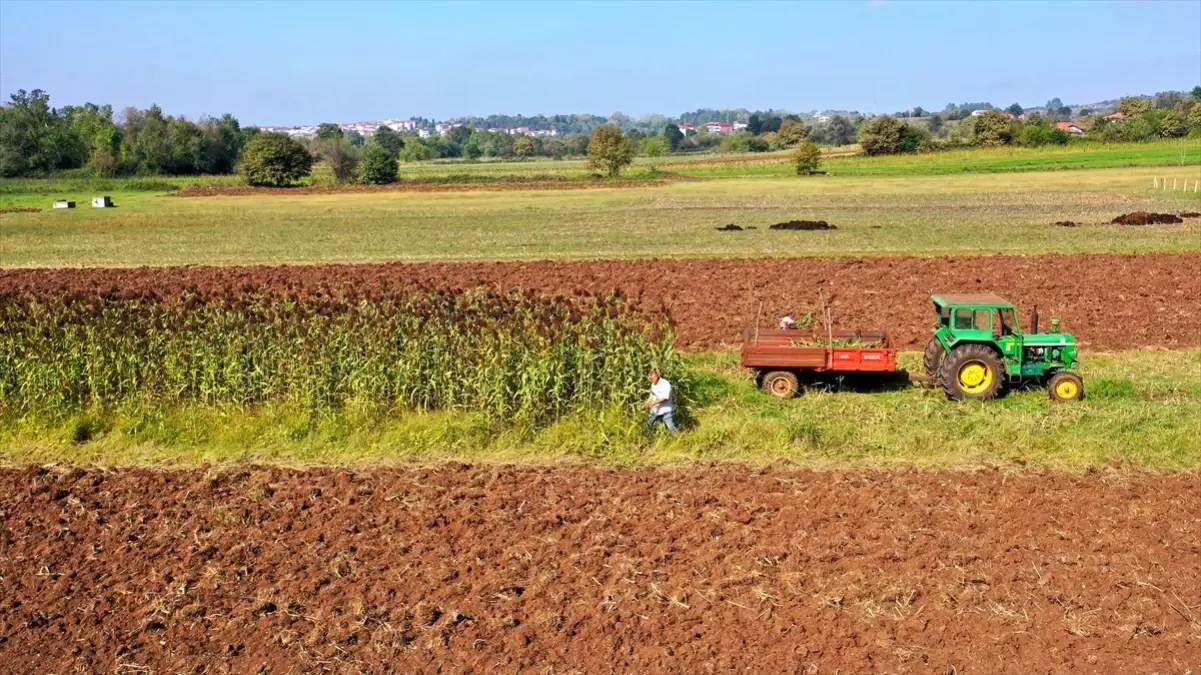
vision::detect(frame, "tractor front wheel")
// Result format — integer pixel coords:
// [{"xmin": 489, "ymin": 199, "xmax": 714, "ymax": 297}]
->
[
  {"xmin": 923, "ymin": 337, "xmax": 945, "ymax": 377},
  {"xmin": 761, "ymin": 370, "xmax": 800, "ymax": 399},
  {"xmin": 940, "ymin": 344, "xmax": 1004, "ymax": 401},
  {"xmin": 1048, "ymin": 371, "xmax": 1084, "ymax": 402}
]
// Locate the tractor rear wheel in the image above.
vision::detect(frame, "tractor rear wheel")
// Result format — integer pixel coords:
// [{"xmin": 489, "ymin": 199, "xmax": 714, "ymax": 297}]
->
[
  {"xmin": 1048, "ymin": 371, "xmax": 1084, "ymax": 402},
  {"xmin": 761, "ymin": 370, "xmax": 800, "ymax": 399},
  {"xmin": 940, "ymin": 344, "xmax": 1004, "ymax": 401},
  {"xmin": 923, "ymin": 337, "xmax": 945, "ymax": 377}
]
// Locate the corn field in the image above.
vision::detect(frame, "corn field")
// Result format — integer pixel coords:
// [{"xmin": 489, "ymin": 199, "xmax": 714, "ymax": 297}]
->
[{"xmin": 0, "ymin": 286, "xmax": 679, "ymax": 422}]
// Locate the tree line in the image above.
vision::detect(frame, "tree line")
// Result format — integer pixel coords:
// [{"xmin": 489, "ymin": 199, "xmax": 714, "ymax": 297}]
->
[{"xmin": 0, "ymin": 89, "xmax": 255, "ymax": 178}]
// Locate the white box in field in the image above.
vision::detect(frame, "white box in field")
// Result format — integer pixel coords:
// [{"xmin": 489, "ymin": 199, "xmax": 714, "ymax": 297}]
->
[
  {"xmin": 53, "ymin": 200, "xmax": 75, "ymax": 209},
  {"xmin": 92, "ymin": 196, "xmax": 114, "ymax": 207}
]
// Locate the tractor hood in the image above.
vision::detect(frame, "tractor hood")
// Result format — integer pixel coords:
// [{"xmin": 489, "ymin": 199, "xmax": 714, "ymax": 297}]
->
[
  {"xmin": 1023, "ymin": 332, "xmax": 1076, "ymax": 347},
  {"xmin": 1023, "ymin": 331, "xmax": 1079, "ymax": 368}
]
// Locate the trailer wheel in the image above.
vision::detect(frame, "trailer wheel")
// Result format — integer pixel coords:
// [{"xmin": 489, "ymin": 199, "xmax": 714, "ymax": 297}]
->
[
  {"xmin": 940, "ymin": 344, "xmax": 1004, "ymax": 401},
  {"xmin": 1048, "ymin": 371, "xmax": 1084, "ymax": 402},
  {"xmin": 923, "ymin": 337, "xmax": 945, "ymax": 377},
  {"xmin": 761, "ymin": 371, "xmax": 800, "ymax": 399}
]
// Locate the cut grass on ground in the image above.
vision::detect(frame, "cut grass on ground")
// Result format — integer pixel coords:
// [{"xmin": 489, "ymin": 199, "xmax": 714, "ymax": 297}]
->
[
  {"xmin": 2, "ymin": 166, "xmax": 1198, "ymax": 266},
  {"xmin": 3, "ymin": 348, "xmax": 1198, "ymax": 468}
]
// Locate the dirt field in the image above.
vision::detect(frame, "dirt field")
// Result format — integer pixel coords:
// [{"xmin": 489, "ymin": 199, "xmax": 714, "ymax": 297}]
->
[
  {"xmin": 1, "ymin": 465, "xmax": 1197, "ymax": 674},
  {"xmin": 4, "ymin": 252, "xmax": 1197, "ymax": 351},
  {"xmin": 173, "ymin": 178, "xmax": 667, "ymax": 197}
]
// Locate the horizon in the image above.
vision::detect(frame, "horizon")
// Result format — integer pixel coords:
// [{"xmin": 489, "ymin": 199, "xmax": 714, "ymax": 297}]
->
[{"xmin": 1, "ymin": 0, "xmax": 1199, "ymax": 126}]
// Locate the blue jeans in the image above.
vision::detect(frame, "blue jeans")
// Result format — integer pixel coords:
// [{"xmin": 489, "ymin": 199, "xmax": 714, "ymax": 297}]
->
[{"xmin": 646, "ymin": 409, "xmax": 678, "ymax": 432}]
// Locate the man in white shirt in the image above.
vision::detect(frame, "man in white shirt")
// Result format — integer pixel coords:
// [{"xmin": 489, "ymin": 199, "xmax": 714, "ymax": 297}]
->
[{"xmin": 643, "ymin": 369, "xmax": 678, "ymax": 432}]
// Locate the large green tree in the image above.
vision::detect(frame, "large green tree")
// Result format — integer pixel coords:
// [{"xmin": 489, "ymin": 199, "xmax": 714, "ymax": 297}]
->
[
  {"xmin": 240, "ymin": 132, "xmax": 313, "ymax": 186},
  {"xmin": 776, "ymin": 118, "xmax": 810, "ymax": 147},
  {"xmin": 373, "ymin": 125, "xmax": 404, "ymax": 157},
  {"xmin": 0, "ymin": 89, "xmax": 77, "ymax": 176},
  {"xmin": 399, "ymin": 137, "xmax": 435, "ymax": 162},
  {"xmin": 586, "ymin": 125, "xmax": 635, "ymax": 177},
  {"xmin": 315, "ymin": 123, "xmax": 344, "ymax": 140},
  {"xmin": 969, "ymin": 110, "xmax": 1017, "ymax": 146},
  {"xmin": 826, "ymin": 116, "xmax": 856, "ymax": 146},
  {"xmin": 358, "ymin": 142, "xmax": 398, "ymax": 184},
  {"xmin": 662, "ymin": 123, "xmax": 684, "ymax": 150},
  {"xmin": 1118, "ymin": 96, "xmax": 1153, "ymax": 116},
  {"xmin": 857, "ymin": 116, "xmax": 905, "ymax": 155},
  {"xmin": 513, "ymin": 136, "xmax": 535, "ymax": 159}
]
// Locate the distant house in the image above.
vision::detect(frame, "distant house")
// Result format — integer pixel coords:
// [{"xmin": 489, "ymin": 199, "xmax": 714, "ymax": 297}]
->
[
  {"xmin": 1017, "ymin": 113, "xmax": 1030, "ymax": 121},
  {"xmin": 1055, "ymin": 121, "xmax": 1084, "ymax": 134},
  {"xmin": 1105, "ymin": 111, "xmax": 1126, "ymax": 120},
  {"xmin": 969, "ymin": 109, "xmax": 990, "ymax": 117},
  {"xmin": 677, "ymin": 123, "xmax": 695, "ymax": 134},
  {"xmin": 732, "ymin": 121, "xmax": 748, "ymax": 131},
  {"xmin": 705, "ymin": 121, "xmax": 734, "ymax": 134}
]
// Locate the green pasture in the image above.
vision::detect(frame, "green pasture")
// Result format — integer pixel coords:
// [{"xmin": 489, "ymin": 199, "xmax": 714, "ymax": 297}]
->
[
  {"xmin": 2, "ymin": 165, "xmax": 1198, "ymax": 266},
  {"xmin": 3, "ymin": 348, "xmax": 1198, "ymax": 468}
]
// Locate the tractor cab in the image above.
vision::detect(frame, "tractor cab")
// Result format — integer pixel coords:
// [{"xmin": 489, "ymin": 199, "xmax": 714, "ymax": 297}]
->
[{"xmin": 925, "ymin": 294, "xmax": 1082, "ymax": 402}]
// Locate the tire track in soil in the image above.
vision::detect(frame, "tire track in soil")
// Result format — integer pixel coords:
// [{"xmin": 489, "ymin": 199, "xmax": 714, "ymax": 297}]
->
[
  {"xmin": 3, "ymin": 252, "xmax": 1197, "ymax": 351},
  {"xmin": 1, "ymin": 465, "xmax": 1197, "ymax": 674}
]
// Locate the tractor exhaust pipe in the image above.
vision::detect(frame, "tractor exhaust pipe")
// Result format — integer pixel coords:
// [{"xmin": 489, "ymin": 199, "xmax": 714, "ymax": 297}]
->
[{"xmin": 1031, "ymin": 306, "xmax": 1040, "ymax": 334}]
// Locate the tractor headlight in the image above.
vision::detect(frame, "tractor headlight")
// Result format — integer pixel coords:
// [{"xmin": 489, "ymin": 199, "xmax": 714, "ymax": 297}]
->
[{"xmin": 1051, "ymin": 348, "xmax": 1061, "ymax": 360}]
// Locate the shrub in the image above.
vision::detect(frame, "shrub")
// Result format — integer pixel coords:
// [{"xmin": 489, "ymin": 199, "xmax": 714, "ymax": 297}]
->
[
  {"xmin": 793, "ymin": 140, "xmax": 821, "ymax": 174},
  {"xmin": 641, "ymin": 136, "xmax": 668, "ymax": 157},
  {"xmin": 358, "ymin": 143, "xmax": 398, "ymax": 184},
  {"xmin": 239, "ymin": 132, "xmax": 313, "ymax": 187},
  {"xmin": 586, "ymin": 125, "xmax": 636, "ymax": 177}
]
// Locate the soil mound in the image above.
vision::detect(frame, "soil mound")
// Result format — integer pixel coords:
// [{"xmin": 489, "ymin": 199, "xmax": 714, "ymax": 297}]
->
[
  {"xmin": 0, "ymin": 207, "xmax": 41, "ymax": 214},
  {"xmin": 1179, "ymin": 212, "xmax": 1200, "ymax": 218},
  {"xmin": 769, "ymin": 219, "xmax": 836, "ymax": 231},
  {"xmin": 2, "ymin": 465, "xmax": 1196, "ymax": 674},
  {"xmin": 1054, "ymin": 220, "xmax": 1082, "ymax": 227},
  {"xmin": 1111, "ymin": 212, "xmax": 1183, "ymax": 225},
  {"xmin": 715, "ymin": 224, "xmax": 750, "ymax": 231}
]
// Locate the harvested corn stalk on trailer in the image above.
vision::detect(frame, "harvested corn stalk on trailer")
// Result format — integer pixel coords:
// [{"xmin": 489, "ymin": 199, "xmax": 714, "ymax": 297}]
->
[{"xmin": 741, "ymin": 328, "xmax": 897, "ymax": 398}]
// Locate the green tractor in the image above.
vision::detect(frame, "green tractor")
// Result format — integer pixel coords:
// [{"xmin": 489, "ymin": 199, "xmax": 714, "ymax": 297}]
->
[{"xmin": 923, "ymin": 294, "xmax": 1083, "ymax": 402}]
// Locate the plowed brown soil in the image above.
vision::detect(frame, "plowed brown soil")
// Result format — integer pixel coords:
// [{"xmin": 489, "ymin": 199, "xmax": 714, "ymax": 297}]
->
[
  {"xmin": 174, "ymin": 179, "xmax": 665, "ymax": 197},
  {"xmin": 4, "ymin": 253, "xmax": 1197, "ymax": 350},
  {"xmin": 2, "ymin": 465, "xmax": 1197, "ymax": 674}
]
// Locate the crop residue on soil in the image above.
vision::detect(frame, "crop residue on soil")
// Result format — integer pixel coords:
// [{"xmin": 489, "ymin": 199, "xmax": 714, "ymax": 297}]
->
[
  {"xmin": 1179, "ymin": 211, "xmax": 1201, "ymax": 218},
  {"xmin": 0, "ymin": 207, "xmax": 42, "ymax": 214},
  {"xmin": 2, "ymin": 465, "xmax": 1197, "ymax": 674},
  {"xmin": 1111, "ymin": 211, "xmax": 1184, "ymax": 225},
  {"xmin": 769, "ymin": 219, "xmax": 836, "ymax": 230},
  {"xmin": 1054, "ymin": 220, "xmax": 1082, "ymax": 227},
  {"xmin": 715, "ymin": 223, "xmax": 755, "ymax": 231},
  {"xmin": 5, "ymin": 252, "xmax": 1197, "ymax": 352}
]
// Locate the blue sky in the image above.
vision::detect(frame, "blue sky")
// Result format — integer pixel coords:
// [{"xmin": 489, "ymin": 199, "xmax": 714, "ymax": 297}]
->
[{"xmin": 1, "ymin": 0, "xmax": 1198, "ymax": 125}]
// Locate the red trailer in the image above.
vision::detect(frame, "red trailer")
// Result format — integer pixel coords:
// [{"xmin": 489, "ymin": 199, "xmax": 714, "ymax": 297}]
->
[{"xmin": 741, "ymin": 328, "xmax": 898, "ymax": 398}]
